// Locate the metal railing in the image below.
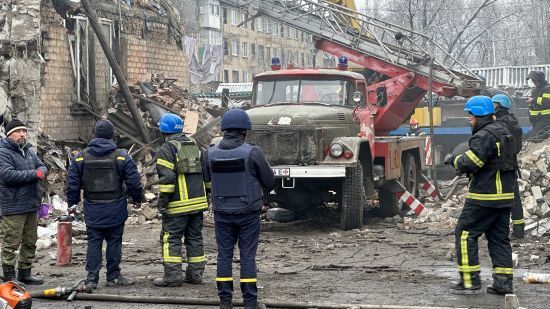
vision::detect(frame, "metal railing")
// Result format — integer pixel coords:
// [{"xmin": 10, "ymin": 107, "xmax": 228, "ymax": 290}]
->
[{"xmin": 470, "ymin": 64, "xmax": 550, "ymax": 88}]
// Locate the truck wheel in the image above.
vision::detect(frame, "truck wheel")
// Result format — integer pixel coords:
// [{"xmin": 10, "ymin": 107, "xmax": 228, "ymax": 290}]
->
[
  {"xmin": 401, "ymin": 153, "xmax": 418, "ymax": 197},
  {"xmin": 339, "ymin": 162, "xmax": 364, "ymax": 230},
  {"xmin": 373, "ymin": 187, "xmax": 400, "ymax": 217}
]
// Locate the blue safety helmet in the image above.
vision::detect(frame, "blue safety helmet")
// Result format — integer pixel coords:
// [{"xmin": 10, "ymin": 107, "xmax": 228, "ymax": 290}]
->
[
  {"xmin": 492, "ymin": 94, "xmax": 511, "ymax": 109},
  {"xmin": 464, "ymin": 95, "xmax": 494, "ymax": 116},
  {"xmin": 158, "ymin": 113, "xmax": 184, "ymax": 133},
  {"xmin": 220, "ymin": 108, "xmax": 252, "ymax": 131}
]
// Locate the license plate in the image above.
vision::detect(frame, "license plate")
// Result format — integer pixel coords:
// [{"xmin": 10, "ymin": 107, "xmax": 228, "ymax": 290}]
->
[{"xmin": 272, "ymin": 168, "xmax": 290, "ymax": 177}]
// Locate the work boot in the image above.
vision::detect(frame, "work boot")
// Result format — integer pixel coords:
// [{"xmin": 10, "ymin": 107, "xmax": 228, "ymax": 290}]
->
[
  {"xmin": 244, "ymin": 302, "xmax": 267, "ymax": 309},
  {"xmin": 153, "ymin": 277, "xmax": 182, "ymax": 287},
  {"xmin": 183, "ymin": 272, "xmax": 203, "ymax": 285},
  {"xmin": 487, "ymin": 274, "xmax": 513, "ymax": 295},
  {"xmin": 512, "ymin": 224, "xmax": 524, "ymax": 239},
  {"xmin": 105, "ymin": 275, "xmax": 134, "ymax": 287},
  {"xmin": 2, "ymin": 265, "xmax": 16, "ymax": 282},
  {"xmin": 84, "ymin": 280, "xmax": 98, "ymax": 291},
  {"xmin": 449, "ymin": 272, "xmax": 481, "ymax": 294},
  {"xmin": 219, "ymin": 298, "xmax": 233, "ymax": 309},
  {"xmin": 17, "ymin": 268, "xmax": 43, "ymax": 285}
]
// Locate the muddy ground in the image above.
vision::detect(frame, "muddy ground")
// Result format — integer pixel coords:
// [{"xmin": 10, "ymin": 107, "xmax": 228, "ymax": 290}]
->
[{"xmin": 31, "ymin": 216, "xmax": 550, "ymax": 309}]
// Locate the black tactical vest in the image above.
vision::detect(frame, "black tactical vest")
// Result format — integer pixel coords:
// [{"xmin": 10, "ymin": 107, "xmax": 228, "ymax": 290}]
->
[
  {"xmin": 81, "ymin": 149, "xmax": 124, "ymax": 201},
  {"xmin": 481, "ymin": 127, "xmax": 517, "ymax": 171}
]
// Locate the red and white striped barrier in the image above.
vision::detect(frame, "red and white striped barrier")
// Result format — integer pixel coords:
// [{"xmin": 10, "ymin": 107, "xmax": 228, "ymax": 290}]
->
[
  {"xmin": 419, "ymin": 173, "xmax": 440, "ymax": 201},
  {"xmin": 424, "ymin": 137, "xmax": 432, "ymax": 166},
  {"xmin": 396, "ymin": 190, "xmax": 425, "ymax": 216}
]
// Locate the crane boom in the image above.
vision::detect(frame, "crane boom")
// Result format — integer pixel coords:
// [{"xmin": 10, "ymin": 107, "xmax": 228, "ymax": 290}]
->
[{"xmin": 225, "ymin": 0, "xmax": 484, "ymax": 97}]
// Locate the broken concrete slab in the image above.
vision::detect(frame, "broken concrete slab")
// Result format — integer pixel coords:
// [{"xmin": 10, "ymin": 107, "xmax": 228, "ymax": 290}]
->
[
  {"xmin": 532, "ymin": 186, "xmax": 544, "ymax": 202},
  {"xmin": 144, "ymin": 192, "xmax": 156, "ymax": 202},
  {"xmin": 141, "ymin": 206, "xmax": 158, "ymax": 221}
]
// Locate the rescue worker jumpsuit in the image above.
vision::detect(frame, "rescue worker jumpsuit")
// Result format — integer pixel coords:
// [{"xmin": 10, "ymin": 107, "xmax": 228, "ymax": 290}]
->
[
  {"xmin": 156, "ymin": 134, "xmax": 208, "ymax": 283},
  {"xmin": 451, "ymin": 117, "xmax": 515, "ymax": 289},
  {"xmin": 494, "ymin": 107, "xmax": 524, "ymax": 232},
  {"xmin": 203, "ymin": 131, "xmax": 274, "ymax": 308},
  {"xmin": 526, "ymin": 81, "xmax": 550, "ymax": 142}
]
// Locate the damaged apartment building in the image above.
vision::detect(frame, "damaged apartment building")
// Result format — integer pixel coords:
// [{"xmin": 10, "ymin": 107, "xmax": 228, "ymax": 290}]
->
[{"xmin": 0, "ymin": 0, "xmax": 190, "ymax": 144}]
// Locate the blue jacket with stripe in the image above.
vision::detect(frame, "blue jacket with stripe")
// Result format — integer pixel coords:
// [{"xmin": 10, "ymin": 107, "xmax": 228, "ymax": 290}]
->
[{"xmin": 66, "ymin": 138, "xmax": 143, "ymax": 227}]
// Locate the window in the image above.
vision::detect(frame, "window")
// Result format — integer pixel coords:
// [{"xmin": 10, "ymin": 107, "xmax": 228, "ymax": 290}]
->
[
  {"xmin": 257, "ymin": 17, "xmax": 263, "ymax": 32},
  {"xmin": 243, "ymin": 71, "xmax": 250, "ymax": 82},
  {"xmin": 280, "ymin": 24, "xmax": 284, "ymax": 37},
  {"xmin": 222, "ymin": 7, "xmax": 227, "ymax": 24},
  {"xmin": 251, "ymin": 43, "xmax": 256, "ymax": 58},
  {"xmin": 241, "ymin": 13, "xmax": 247, "ymax": 28},
  {"xmin": 273, "ymin": 48, "xmax": 279, "ymax": 57},
  {"xmin": 251, "ymin": 18, "xmax": 255, "ymax": 31},
  {"xmin": 254, "ymin": 79, "xmax": 350, "ymax": 106},
  {"xmin": 231, "ymin": 10, "xmax": 238, "ymax": 26},
  {"xmin": 223, "ymin": 39, "xmax": 228, "ymax": 55},
  {"xmin": 223, "ymin": 70, "xmax": 229, "ymax": 83},
  {"xmin": 232, "ymin": 70, "xmax": 239, "ymax": 83},
  {"xmin": 272, "ymin": 22, "xmax": 278, "ymax": 36},
  {"xmin": 231, "ymin": 40, "xmax": 239, "ymax": 56},
  {"xmin": 242, "ymin": 42, "xmax": 248, "ymax": 58},
  {"xmin": 265, "ymin": 18, "xmax": 270, "ymax": 33},
  {"xmin": 301, "ymin": 53, "xmax": 305, "ymax": 67},
  {"xmin": 266, "ymin": 47, "xmax": 271, "ymax": 60},
  {"xmin": 288, "ymin": 27, "xmax": 293, "ymax": 39},
  {"xmin": 258, "ymin": 45, "xmax": 264, "ymax": 60},
  {"xmin": 210, "ymin": 4, "xmax": 219, "ymax": 16},
  {"xmin": 295, "ymin": 29, "xmax": 299, "ymax": 40}
]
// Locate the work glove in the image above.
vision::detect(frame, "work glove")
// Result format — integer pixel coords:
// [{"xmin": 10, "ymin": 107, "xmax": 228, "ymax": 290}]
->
[
  {"xmin": 36, "ymin": 169, "xmax": 46, "ymax": 180},
  {"xmin": 443, "ymin": 154, "xmax": 454, "ymax": 165}
]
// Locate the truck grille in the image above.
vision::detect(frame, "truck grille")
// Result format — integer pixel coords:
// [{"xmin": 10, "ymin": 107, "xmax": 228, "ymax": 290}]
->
[{"xmin": 247, "ymin": 126, "xmax": 317, "ymax": 165}]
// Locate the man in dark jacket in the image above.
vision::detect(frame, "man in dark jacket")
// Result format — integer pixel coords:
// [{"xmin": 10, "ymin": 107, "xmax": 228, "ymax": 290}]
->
[
  {"xmin": 0, "ymin": 118, "xmax": 47, "ymax": 285},
  {"xmin": 153, "ymin": 113, "xmax": 208, "ymax": 287},
  {"xmin": 66, "ymin": 119, "xmax": 143, "ymax": 290},
  {"xmin": 525, "ymin": 70, "xmax": 550, "ymax": 143},
  {"xmin": 492, "ymin": 94, "xmax": 524, "ymax": 239},
  {"xmin": 203, "ymin": 109, "xmax": 274, "ymax": 309},
  {"xmin": 444, "ymin": 96, "xmax": 515, "ymax": 295}
]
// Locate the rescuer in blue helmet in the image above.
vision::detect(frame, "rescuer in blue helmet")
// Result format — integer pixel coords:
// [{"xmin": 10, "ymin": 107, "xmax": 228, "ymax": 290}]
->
[
  {"xmin": 203, "ymin": 109, "xmax": 274, "ymax": 309},
  {"xmin": 444, "ymin": 95, "xmax": 515, "ymax": 295},
  {"xmin": 153, "ymin": 113, "xmax": 208, "ymax": 287},
  {"xmin": 492, "ymin": 94, "xmax": 525, "ymax": 239}
]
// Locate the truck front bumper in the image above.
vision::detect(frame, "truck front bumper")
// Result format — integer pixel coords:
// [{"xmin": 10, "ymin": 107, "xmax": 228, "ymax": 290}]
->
[{"xmin": 272, "ymin": 165, "xmax": 346, "ymax": 178}]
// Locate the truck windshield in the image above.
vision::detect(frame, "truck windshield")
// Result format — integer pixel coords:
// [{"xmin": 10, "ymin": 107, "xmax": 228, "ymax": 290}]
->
[{"xmin": 254, "ymin": 79, "xmax": 350, "ymax": 106}]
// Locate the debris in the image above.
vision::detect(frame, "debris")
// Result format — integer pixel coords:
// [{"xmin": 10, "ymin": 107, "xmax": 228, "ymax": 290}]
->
[
  {"xmin": 522, "ymin": 272, "xmax": 550, "ymax": 284},
  {"xmin": 144, "ymin": 192, "xmax": 157, "ymax": 202},
  {"xmin": 266, "ymin": 208, "xmax": 296, "ymax": 223},
  {"xmin": 141, "ymin": 205, "xmax": 158, "ymax": 221}
]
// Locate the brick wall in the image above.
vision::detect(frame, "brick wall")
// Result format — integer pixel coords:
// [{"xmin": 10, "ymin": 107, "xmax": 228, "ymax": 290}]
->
[
  {"xmin": 121, "ymin": 37, "xmax": 189, "ymax": 87},
  {"xmin": 40, "ymin": 2, "xmax": 95, "ymax": 142}
]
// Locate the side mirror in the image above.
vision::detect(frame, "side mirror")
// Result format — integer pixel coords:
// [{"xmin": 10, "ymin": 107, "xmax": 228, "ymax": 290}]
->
[{"xmin": 352, "ymin": 91, "xmax": 364, "ymax": 107}]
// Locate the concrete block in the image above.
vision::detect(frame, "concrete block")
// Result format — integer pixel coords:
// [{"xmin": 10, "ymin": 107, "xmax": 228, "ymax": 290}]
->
[
  {"xmin": 532, "ymin": 186, "xmax": 544, "ymax": 202},
  {"xmin": 524, "ymin": 196, "xmax": 537, "ymax": 215},
  {"xmin": 536, "ymin": 160, "xmax": 548, "ymax": 173},
  {"xmin": 540, "ymin": 203, "xmax": 550, "ymax": 218}
]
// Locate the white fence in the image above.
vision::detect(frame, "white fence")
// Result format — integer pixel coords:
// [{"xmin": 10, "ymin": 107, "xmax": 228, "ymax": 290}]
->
[
  {"xmin": 469, "ymin": 64, "xmax": 550, "ymax": 88},
  {"xmin": 215, "ymin": 83, "xmax": 253, "ymax": 93}
]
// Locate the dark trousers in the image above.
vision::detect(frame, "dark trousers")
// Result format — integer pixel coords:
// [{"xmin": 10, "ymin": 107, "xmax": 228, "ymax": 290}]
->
[
  {"xmin": 1, "ymin": 211, "xmax": 38, "ymax": 269},
  {"xmin": 525, "ymin": 116, "xmax": 550, "ymax": 143},
  {"xmin": 86, "ymin": 224, "xmax": 124, "ymax": 283},
  {"xmin": 511, "ymin": 179, "xmax": 524, "ymax": 225},
  {"xmin": 455, "ymin": 203, "xmax": 513, "ymax": 288},
  {"xmin": 160, "ymin": 212, "xmax": 205, "ymax": 282},
  {"xmin": 215, "ymin": 211, "xmax": 260, "ymax": 307}
]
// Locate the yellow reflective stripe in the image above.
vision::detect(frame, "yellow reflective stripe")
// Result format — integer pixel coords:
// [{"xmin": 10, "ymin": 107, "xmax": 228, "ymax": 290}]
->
[
  {"xmin": 466, "ymin": 192, "xmax": 514, "ymax": 200},
  {"xmin": 496, "ymin": 142, "xmax": 501, "ymax": 157},
  {"xmin": 240, "ymin": 278, "xmax": 257, "ymax": 283},
  {"xmin": 465, "ymin": 150, "xmax": 484, "ymax": 168},
  {"xmin": 537, "ymin": 96, "xmax": 542, "ymax": 105},
  {"xmin": 167, "ymin": 196, "xmax": 208, "ymax": 208},
  {"xmin": 159, "ymin": 184, "xmax": 175, "ymax": 193},
  {"xmin": 117, "ymin": 156, "xmax": 126, "ymax": 161},
  {"xmin": 187, "ymin": 255, "xmax": 206, "ymax": 263},
  {"xmin": 458, "ymin": 265, "xmax": 480, "ymax": 272},
  {"xmin": 179, "ymin": 174, "xmax": 188, "ymax": 200},
  {"xmin": 496, "ymin": 170, "xmax": 502, "ymax": 195},
  {"xmin": 512, "ymin": 219, "xmax": 525, "ymax": 225},
  {"xmin": 541, "ymin": 109, "xmax": 550, "ymax": 115},
  {"xmin": 494, "ymin": 267, "xmax": 513, "ymax": 275},
  {"xmin": 216, "ymin": 277, "xmax": 233, "ymax": 282},
  {"xmin": 157, "ymin": 159, "xmax": 175, "ymax": 170},
  {"xmin": 460, "ymin": 231, "xmax": 472, "ymax": 288},
  {"xmin": 454, "ymin": 155, "xmax": 462, "ymax": 170},
  {"xmin": 165, "ymin": 203, "xmax": 209, "ymax": 215},
  {"xmin": 162, "ymin": 232, "xmax": 182, "ymax": 263},
  {"xmin": 75, "ymin": 157, "xmax": 84, "ymax": 162}
]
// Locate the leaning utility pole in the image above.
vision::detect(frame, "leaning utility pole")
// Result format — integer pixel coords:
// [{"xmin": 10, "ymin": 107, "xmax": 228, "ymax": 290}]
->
[{"xmin": 80, "ymin": 0, "xmax": 151, "ymax": 143}]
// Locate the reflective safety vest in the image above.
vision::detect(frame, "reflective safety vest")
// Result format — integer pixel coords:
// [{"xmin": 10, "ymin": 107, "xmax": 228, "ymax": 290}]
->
[
  {"xmin": 157, "ymin": 138, "xmax": 208, "ymax": 216},
  {"xmin": 530, "ymin": 85, "xmax": 550, "ymax": 118},
  {"xmin": 80, "ymin": 149, "xmax": 124, "ymax": 201},
  {"xmin": 208, "ymin": 143, "xmax": 263, "ymax": 213}
]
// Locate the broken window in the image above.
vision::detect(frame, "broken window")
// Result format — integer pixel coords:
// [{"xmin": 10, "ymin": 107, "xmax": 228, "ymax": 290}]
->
[{"xmin": 67, "ymin": 16, "xmax": 114, "ymax": 111}]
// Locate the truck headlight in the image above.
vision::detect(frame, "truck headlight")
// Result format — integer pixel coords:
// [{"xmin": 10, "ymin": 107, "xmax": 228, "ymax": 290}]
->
[{"xmin": 329, "ymin": 143, "xmax": 344, "ymax": 158}]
